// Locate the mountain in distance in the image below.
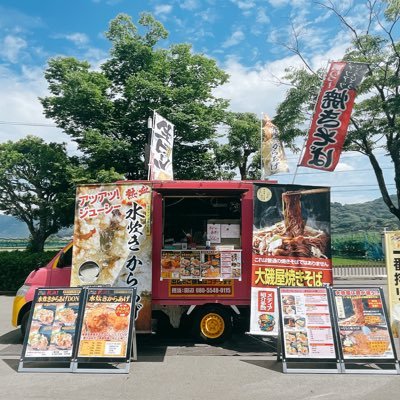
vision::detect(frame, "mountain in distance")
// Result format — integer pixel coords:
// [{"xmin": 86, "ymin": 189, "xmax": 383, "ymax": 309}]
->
[
  {"xmin": 0, "ymin": 215, "xmax": 29, "ymax": 238},
  {"xmin": 330, "ymin": 195, "xmax": 400, "ymax": 234},
  {"xmin": 0, "ymin": 215, "xmax": 72, "ymax": 239},
  {"xmin": 0, "ymin": 196, "xmax": 399, "ymax": 238}
]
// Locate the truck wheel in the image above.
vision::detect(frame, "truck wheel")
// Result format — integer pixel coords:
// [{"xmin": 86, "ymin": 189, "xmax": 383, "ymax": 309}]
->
[
  {"xmin": 193, "ymin": 306, "xmax": 232, "ymax": 344},
  {"xmin": 20, "ymin": 311, "xmax": 30, "ymax": 339}
]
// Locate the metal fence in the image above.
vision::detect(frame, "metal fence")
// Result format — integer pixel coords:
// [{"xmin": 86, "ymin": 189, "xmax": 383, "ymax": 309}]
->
[
  {"xmin": 0, "ymin": 239, "xmax": 69, "ymax": 250},
  {"xmin": 333, "ymin": 265, "xmax": 387, "ymax": 280}
]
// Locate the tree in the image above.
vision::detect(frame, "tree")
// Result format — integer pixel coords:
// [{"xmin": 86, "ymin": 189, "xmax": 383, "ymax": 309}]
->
[
  {"xmin": 273, "ymin": 0, "xmax": 400, "ymax": 222},
  {"xmin": 215, "ymin": 112, "xmax": 260, "ymax": 180},
  {"xmin": 0, "ymin": 136, "xmax": 76, "ymax": 252},
  {"xmin": 41, "ymin": 13, "xmax": 229, "ymax": 180}
]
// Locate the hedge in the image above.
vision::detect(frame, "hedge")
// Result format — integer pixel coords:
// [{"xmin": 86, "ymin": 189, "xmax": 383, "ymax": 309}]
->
[{"xmin": 0, "ymin": 251, "xmax": 58, "ymax": 292}]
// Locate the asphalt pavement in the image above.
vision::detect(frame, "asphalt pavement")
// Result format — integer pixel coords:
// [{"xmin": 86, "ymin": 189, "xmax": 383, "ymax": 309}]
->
[{"xmin": 1, "ymin": 295, "xmax": 399, "ymax": 400}]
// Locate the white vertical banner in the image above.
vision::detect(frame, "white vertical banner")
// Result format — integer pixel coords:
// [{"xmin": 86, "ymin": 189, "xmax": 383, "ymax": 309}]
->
[
  {"xmin": 149, "ymin": 111, "xmax": 174, "ymax": 180},
  {"xmin": 261, "ymin": 114, "xmax": 289, "ymax": 179}
]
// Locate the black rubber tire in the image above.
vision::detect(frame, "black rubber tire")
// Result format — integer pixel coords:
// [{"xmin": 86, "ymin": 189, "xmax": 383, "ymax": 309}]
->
[
  {"xmin": 20, "ymin": 310, "xmax": 30, "ymax": 339},
  {"xmin": 192, "ymin": 306, "xmax": 232, "ymax": 345}
]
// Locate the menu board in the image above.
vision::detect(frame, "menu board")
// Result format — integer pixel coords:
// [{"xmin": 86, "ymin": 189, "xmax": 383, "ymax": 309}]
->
[
  {"xmin": 332, "ymin": 288, "xmax": 395, "ymax": 360},
  {"xmin": 278, "ymin": 287, "xmax": 337, "ymax": 359},
  {"xmin": 220, "ymin": 251, "xmax": 241, "ymax": 279},
  {"xmin": 161, "ymin": 250, "xmax": 242, "ymax": 280},
  {"xmin": 21, "ymin": 288, "xmax": 82, "ymax": 361},
  {"xmin": 201, "ymin": 251, "xmax": 221, "ymax": 279},
  {"xmin": 76, "ymin": 287, "xmax": 136, "ymax": 361},
  {"xmin": 161, "ymin": 250, "xmax": 181, "ymax": 279},
  {"xmin": 180, "ymin": 251, "xmax": 201, "ymax": 279}
]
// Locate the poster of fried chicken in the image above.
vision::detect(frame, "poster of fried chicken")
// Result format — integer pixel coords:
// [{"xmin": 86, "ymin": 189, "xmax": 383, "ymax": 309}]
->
[
  {"xmin": 333, "ymin": 288, "xmax": 396, "ymax": 359},
  {"xmin": 71, "ymin": 183, "xmax": 152, "ymax": 332},
  {"xmin": 76, "ymin": 288, "xmax": 135, "ymax": 359},
  {"xmin": 22, "ymin": 288, "xmax": 82, "ymax": 360}
]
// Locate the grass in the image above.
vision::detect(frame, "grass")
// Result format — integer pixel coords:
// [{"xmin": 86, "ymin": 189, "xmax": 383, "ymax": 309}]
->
[{"xmin": 333, "ymin": 257, "xmax": 384, "ymax": 266}]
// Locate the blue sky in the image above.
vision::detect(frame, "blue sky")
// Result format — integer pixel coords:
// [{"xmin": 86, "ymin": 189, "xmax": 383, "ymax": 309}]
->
[{"xmin": 0, "ymin": 0, "xmax": 396, "ymax": 206}]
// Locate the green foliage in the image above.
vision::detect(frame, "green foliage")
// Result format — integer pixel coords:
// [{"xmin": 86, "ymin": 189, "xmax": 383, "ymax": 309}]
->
[
  {"xmin": 41, "ymin": 13, "xmax": 229, "ymax": 180},
  {"xmin": 332, "ymin": 235, "xmax": 367, "ymax": 258},
  {"xmin": 331, "ymin": 196, "xmax": 400, "ymax": 233},
  {"xmin": 274, "ymin": 68, "xmax": 323, "ymax": 151},
  {"xmin": 0, "ymin": 136, "xmax": 77, "ymax": 252},
  {"xmin": 331, "ymin": 231, "xmax": 384, "ymax": 260},
  {"xmin": 0, "ymin": 251, "xmax": 57, "ymax": 292},
  {"xmin": 215, "ymin": 112, "xmax": 260, "ymax": 180}
]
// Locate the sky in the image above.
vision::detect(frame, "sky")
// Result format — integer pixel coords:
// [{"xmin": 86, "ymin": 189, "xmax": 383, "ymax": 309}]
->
[{"xmin": 0, "ymin": 0, "xmax": 397, "ymax": 205}]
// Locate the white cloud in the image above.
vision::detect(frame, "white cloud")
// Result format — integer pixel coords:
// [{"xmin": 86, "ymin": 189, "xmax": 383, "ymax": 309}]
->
[
  {"xmin": 64, "ymin": 33, "xmax": 90, "ymax": 46},
  {"xmin": 0, "ymin": 65, "xmax": 77, "ymax": 154},
  {"xmin": 256, "ymin": 8, "xmax": 270, "ymax": 24},
  {"xmin": 0, "ymin": 35, "xmax": 27, "ymax": 63},
  {"xmin": 222, "ymin": 30, "xmax": 245, "ymax": 48},
  {"xmin": 268, "ymin": 0, "xmax": 307, "ymax": 7},
  {"xmin": 196, "ymin": 8, "xmax": 218, "ymax": 23},
  {"xmin": 53, "ymin": 32, "xmax": 90, "ymax": 48},
  {"xmin": 231, "ymin": 0, "xmax": 256, "ymax": 10},
  {"xmin": 180, "ymin": 0, "xmax": 199, "ymax": 11},
  {"xmin": 214, "ymin": 55, "xmax": 300, "ymax": 116},
  {"xmin": 335, "ymin": 162, "xmax": 355, "ymax": 172},
  {"xmin": 154, "ymin": 4, "xmax": 173, "ymax": 16}
]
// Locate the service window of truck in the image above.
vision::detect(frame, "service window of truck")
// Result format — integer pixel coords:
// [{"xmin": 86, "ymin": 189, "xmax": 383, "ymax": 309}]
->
[{"xmin": 151, "ymin": 181, "xmax": 254, "ymax": 343}]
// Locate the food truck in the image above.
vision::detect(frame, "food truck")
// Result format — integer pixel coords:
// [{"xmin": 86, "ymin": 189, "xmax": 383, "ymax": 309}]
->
[{"xmin": 12, "ymin": 180, "xmax": 332, "ymax": 344}]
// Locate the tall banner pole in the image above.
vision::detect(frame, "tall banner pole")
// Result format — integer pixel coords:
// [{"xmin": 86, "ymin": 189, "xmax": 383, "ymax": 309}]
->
[
  {"xmin": 147, "ymin": 110, "xmax": 155, "ymax": 181},
  {"xmin": 291, "ymin": 61, "xmax": 331, "ymax": 184},
  {"xmin": 260, "ymin": 112, "xmax": 264, "ymax": 180}
]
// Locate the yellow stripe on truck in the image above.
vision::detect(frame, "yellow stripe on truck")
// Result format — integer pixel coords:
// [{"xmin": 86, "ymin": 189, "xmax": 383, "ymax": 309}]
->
[{"xmin": 12, "ymin": 296, "xmax": 27, "ymax": 327}]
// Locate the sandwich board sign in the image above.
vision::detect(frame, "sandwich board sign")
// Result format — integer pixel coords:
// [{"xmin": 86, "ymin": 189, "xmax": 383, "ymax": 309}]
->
[
  {"xmin": 19, "ymin": 287, "xmax": 83, "ymax": 372},
  {"xmin": 73, "ymin": 287, "xmax": 137, "ymax": 373},
  {"xmin": 277, "ymin": 286, "xmax": 341, "ymax": 373}
]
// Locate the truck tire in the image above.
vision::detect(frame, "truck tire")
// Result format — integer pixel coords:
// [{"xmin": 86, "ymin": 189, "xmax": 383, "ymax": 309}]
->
[
  {"xmin": 20, "ymin": 310, "xmax": 30, "ymax": 339},
  {"xmin": 192, "ymin": 306, "xmax": 232, "ymax": 344}
]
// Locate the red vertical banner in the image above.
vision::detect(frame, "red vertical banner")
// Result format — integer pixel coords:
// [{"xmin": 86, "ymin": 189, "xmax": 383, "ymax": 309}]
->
[{"xmin": 300, "ymin": 61, "xmax": 368, "ymax": 171}]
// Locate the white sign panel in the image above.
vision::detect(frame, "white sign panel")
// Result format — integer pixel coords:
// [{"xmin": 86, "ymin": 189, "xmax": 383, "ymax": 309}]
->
[
  {"xmin": 207, "ymin": 224, "xmax": 221, "ymax": 243},
  {"xmin": 249, "ymin": 287, "xmax": 279, "ymax": 336},
  {"xmin": 149, "ymin": 112, "xmax": 174, "ymax": 180}
]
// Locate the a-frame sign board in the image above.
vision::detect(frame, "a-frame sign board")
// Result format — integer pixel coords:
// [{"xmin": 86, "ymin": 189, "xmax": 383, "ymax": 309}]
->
[
  {"xmin": 72, "ymin": 287, "xmax": 137, "ymax": 374},
  {"xmin": 332, "ymin": 287, "xmax": 400, "ymax": 375},
  {"xmin": 19, "ymin": 286, "xmax": 137, "ymax": 374},
  {"xmin": 19, "ymin": 287, "xmax": 83, "ymax": 373},
  {"xmin": 277, "ymin": 286, "xmax": 342, "ymax": 373}
]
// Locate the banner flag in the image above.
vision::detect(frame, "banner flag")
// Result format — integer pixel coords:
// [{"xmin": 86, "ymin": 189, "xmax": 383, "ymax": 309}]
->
[
  {"xmin": 299, "ymin": 61, "xmax": 368, "ymax": 171},
  {"xmin": 261, "ymin": 115, "xmax": 289, "ymax": 178},
  {"xmin": 149, "ymin": 111, "xmax": 174, "ymax": 180}
]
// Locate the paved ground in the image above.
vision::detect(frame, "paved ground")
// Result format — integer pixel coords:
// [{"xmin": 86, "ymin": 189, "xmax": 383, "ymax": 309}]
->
[{"xmin": 1, "ymin": 295, "xmax": 399, "ymax": 400}]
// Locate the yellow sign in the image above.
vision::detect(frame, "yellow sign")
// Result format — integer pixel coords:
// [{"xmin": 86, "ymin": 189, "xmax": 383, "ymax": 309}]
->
[{"xmin": 384, "ymin": 231, "xmax": 400, "ymax": 338}]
